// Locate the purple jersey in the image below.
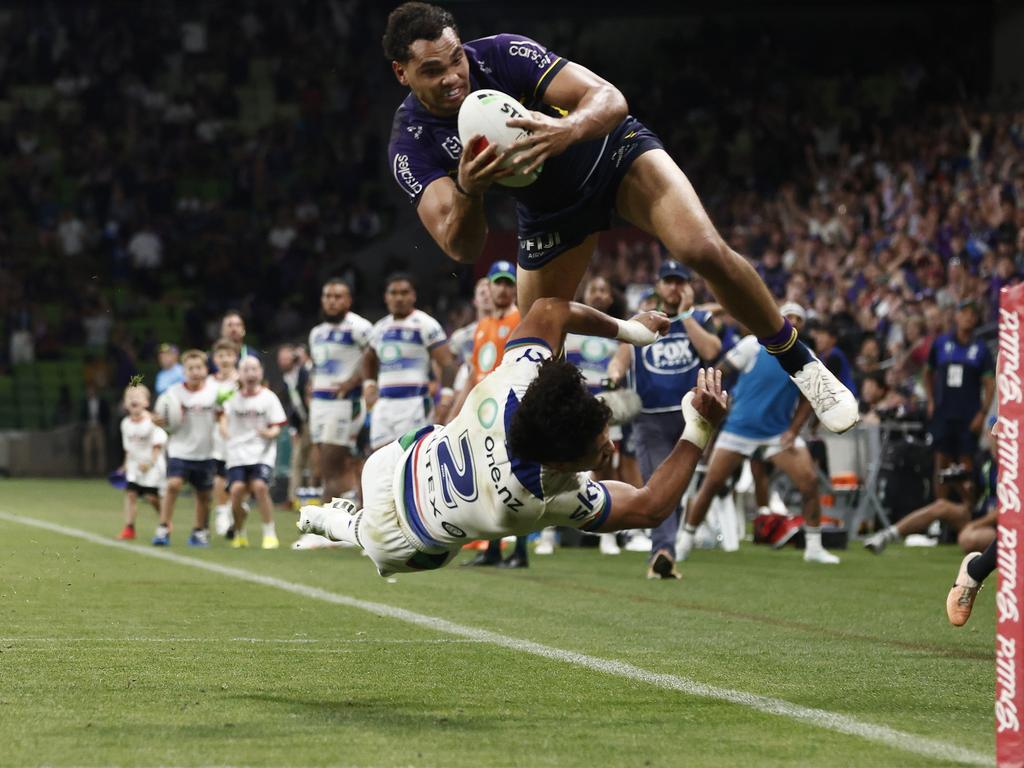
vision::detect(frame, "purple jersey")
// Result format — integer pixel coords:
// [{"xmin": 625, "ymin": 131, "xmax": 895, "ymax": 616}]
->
[{"xmin": 388, "ymin": 34, "xmax": 615, "ymax": 214}]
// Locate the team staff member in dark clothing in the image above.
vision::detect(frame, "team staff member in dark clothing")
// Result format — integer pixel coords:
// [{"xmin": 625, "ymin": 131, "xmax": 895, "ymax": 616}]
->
[{"xmin": 924, "ymin": 300, "xmax": 995, "ymax": 504}]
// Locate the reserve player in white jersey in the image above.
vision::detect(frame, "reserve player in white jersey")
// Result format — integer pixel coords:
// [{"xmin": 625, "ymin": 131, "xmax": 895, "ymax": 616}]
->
[
  {"xmin": 221, "ymin": 357, "xmax": 288, "ymax": 549},
  {"xmin": 153, "ymin": 350, "xmax": 220, "ymax": 547},
  {"xmin": 117, "ymin": 383, "xmax": 167, "ymax": 540},
  {"xmin": 208, "ymin": 338, "xmax": 240, "ymax": 537},
  {"xmin": 308, "ymin": 278, "xmax": 373, "ymax": 502},
  {"xmin": 298, "ymin": 297, "xmax": 729, "ymax": 578},
  {"xmin": 363, "ymin": 273, "xmax": 455, "ymax": 452}
]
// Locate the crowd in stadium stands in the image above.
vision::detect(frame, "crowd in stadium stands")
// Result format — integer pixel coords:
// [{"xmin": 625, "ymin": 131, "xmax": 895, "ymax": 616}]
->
[{"xmin": 0, "ymin": 4, "xmax": 1020, "ymax": 474}]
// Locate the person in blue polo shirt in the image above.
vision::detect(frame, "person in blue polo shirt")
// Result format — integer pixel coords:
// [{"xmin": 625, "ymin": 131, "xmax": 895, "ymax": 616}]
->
[
  {"xmin": 809, "ymin": 322, "xmax": 858, "ymax": 399},
  {"xmin": 923, "ymin": 299, "xmax": 995, "ymax": 504},
  {"xmin": 608, "ymin": 259, "xmax": 721, "ymax": 578}
]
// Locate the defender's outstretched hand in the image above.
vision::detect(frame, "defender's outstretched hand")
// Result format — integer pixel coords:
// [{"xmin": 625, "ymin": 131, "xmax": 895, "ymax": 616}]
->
[
  {"xmin": 680, "ymin": 368, "xmax": 729, "ymax": 449},
  {"xmin": 614, "ymin": 311, "xmax": 669, "ymax": 346}
]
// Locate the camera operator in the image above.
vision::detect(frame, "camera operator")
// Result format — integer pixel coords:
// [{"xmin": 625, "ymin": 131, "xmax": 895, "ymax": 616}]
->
[
  {"xmin": 864, "ymin": 419, "xmax": 999, "ymax": 555},
  {"xmin": 922, "ymin": 299, "xmax": 994, "ymax": 506}
]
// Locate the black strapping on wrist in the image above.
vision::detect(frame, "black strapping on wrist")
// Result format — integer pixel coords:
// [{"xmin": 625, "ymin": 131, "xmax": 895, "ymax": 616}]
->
[{"xmin": 454, "ymin": 179, "xmax": 479, "ymax": 198}]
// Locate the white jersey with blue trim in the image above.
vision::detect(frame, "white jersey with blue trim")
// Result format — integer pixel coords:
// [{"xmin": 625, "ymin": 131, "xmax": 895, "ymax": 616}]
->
[
  {"xmin": 370, "ymin": 309, "xmax": 447, "ymax": 399},
  {"xmin": 309, "ymin": 314, "xmax": 373, "ymax": 394},
  {"xmin": 394, "ymin": 337, "xmax": 612, "ymax": 550}
]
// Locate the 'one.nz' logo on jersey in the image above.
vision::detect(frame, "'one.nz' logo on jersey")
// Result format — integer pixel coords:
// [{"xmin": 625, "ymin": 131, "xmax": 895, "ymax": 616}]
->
[{"xmin": 641, "ymin": 333, "xmax": 698, "ymax": 375}]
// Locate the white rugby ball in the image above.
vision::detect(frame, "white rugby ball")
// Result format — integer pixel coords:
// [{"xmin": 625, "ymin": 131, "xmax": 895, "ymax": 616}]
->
[
  {"xmin": 154, "ymin": 390, "xmax": 184, "ymax": 434},
  {"xmin": 458, "ymin": 89, "xmax": 541, "ymax": 188}
]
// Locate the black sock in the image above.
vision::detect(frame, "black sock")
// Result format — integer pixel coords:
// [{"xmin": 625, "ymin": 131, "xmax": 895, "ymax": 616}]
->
[
  {"xmin": 514, "ymin": 536, "xmax": 528, "ymax": 559},
  {"xmin": 966, "ymin": 540, "xmax": 997, "ymax": 584},
  {"xmin": 486, "ymin": 539, "xmax": 502, "ymax": 558},
  {"xmin": 758, "ymin": 320, "xmax": 814, "ymax": 376}
]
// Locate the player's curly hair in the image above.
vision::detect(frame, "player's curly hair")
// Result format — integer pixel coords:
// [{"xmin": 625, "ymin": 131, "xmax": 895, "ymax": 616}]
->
[
  {"xmin": 507, "ymin": 359, "xmax": 611, "ymax": 464},
  {"xmin": 383, "ymin": 2, "xmax": 458, "ymax": 63}
]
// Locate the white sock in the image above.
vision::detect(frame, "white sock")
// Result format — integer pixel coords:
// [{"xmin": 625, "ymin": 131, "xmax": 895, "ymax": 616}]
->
[
  {"xmin": 805, "ymin": 527, "xmax": 823, "ymax": 552},
  {"xmin": 885, "ymin": 525, "xmax": 902, "ymax": 543},
  {"xmin": 262, "ymin": 522, "xmax": 276, "ymax": 539},
  {"xmin": 679, "ymin": 525, "xmax": 696, "ymax": 553},
  {"xmin": 325, "ymin": 509, "xmax": 362, "ymax": 547},
  {"xmin": 216, "ymin": 503, "xmax": 229, "ymax": 514},
  {"xmin": 539, "ymin": 527, "xmax": 557, "ymax": 545}
]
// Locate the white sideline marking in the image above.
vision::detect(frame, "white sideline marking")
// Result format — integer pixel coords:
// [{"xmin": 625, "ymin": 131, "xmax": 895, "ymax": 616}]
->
[
  {"xmin": 0, "ymin": 637, "xmax": 482, "ymax": 645},
  {"xmin": 0, "ymin": 512, "xmax": 992, "ymax": 767}
]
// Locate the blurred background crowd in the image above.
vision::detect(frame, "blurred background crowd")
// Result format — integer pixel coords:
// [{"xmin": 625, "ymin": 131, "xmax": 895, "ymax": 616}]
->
[{"xmin": 0, "ymin": 0, "xmax": 1020, "ymax": 484}]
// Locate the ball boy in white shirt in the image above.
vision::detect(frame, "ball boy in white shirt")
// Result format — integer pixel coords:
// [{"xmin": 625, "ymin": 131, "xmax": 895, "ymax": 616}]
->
[
  {"xmin": 117, "ymin": 383, "xmax": 167, "ymax": 540},
  {"xmin": 221, "ymin": 356, "xmax": 288, "ymax": 549}
]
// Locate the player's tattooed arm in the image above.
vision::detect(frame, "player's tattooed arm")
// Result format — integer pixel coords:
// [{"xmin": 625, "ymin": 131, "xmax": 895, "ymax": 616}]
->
[{"xmin": 505, "ymin": 62, "xmax": 627, "ymax": 177}]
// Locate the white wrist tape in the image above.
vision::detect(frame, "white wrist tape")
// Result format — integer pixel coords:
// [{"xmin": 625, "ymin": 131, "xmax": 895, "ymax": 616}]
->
[
  {"xmin": 614, "ymin": 318, "xmax": 658, "ymax": 346},
  {"xmin": 680, "ymin": 391, "xmax": 714, "ymax": 450}
]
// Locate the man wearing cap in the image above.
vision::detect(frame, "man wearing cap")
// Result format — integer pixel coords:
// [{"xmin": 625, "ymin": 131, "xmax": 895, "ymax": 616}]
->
[
  {"xmin": 452, "ymin": 260, "xmax": 530, "ymax": 568},
  {"xmin": 608, "ymin": 259, "xmax": 722, "ymax": 578},
  {"xmin": 808, "ymin": 321, "xmax": 858, "ymax": 399},
  {"xmin": 678, "ymin": 303, "xmax": 839, "ymax": 565},
  {"xmin": 155, "ymin": 344, "xmax": 184, "ymax": 396},
  {"xmin": 923, "ymin": 299, "xmax": 995, "ymax": 505}
]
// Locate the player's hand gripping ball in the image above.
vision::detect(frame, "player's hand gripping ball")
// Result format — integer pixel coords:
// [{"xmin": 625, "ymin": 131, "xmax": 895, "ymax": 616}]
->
[{"xmin": 458, "ymin": 89, "xmax": 542, "ymax": 188}]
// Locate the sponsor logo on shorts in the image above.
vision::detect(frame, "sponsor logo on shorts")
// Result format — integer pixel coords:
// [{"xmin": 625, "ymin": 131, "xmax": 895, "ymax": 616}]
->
[
  {"xmin": 393, "ymin": 153, "xmax": 422, "ymax": 197},
  {"xmin": 508, "ymin": 40, "xmax": 553, "ymax": 69},
  {"xmin": 612, "ymin": 142, "xmax": 637, "ymax": 169},
  {"xmin": 442, "ymin": 135, "xmax": 462, "ymax": 160},
  {"xmin": 519, "ymin": 231, "xmax": 562, "ymax": 257}
]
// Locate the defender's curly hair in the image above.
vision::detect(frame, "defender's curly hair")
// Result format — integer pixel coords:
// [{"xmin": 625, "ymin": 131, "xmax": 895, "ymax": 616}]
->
[
  {"xmin": 383, "ymin": 3, "xmax": 458, "ymax": 63},
  {"xmin": 506, "ymin": 359, "xmax": 612, "ymax": 464}
]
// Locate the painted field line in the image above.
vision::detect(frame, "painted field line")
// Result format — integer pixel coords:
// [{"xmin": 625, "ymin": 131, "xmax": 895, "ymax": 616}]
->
[{"xmin": 0, "ymin": 511, "xmax": 992, "ymax": 767}]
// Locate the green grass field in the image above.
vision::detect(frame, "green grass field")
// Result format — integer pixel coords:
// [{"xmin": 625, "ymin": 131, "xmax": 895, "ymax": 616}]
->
[{"xmin": 0, "ymin": 479, "xmax": 996, "ymax": 767}]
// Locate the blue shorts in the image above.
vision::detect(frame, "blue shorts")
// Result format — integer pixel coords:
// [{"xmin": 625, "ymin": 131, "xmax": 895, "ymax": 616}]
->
[
  {"xmin": 227, "ymin": 464, "xmax": 273, "ymax": 488},
  {"xmin": 214, "ymin": 460, "xmax": 227, "ymax": 478},
  {"xmin": 126, "ymin": 482, "xmax": 159, "ymax": 497},
  {"xmin": 929, "ymin": 417, "xmax": 978, "ymax": 459},
  {"xmin": 167, "ymin": 458, "xmax": 216, "ymax": 491},
  {"xmin": 516, "ymin": 115, "xmax": 664, "ymax": 269}
]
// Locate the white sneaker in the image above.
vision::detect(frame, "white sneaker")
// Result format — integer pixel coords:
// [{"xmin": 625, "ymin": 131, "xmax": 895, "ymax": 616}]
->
[
  {"xmin": 863, "ymin": 531, "xmax": 888, "ymax": 554},
  {"xmin": 625, "ymin": 531, "xmax": 653, "ymax": 552},
  {"xmin": 790, "ymin": 358, "xmax": 859, "ymax": 434},
  {"xmin": 297, "ymin": 504, "xmax": 328, "ymax": 536},
  {"xmin": 804, "ymin": 548, "xmax": 840, "ymax": 564},
  {"xmin": 676, "ymin": 529, "xmax": 695, "ymax": 562},
  {"xmin": 535, "ymin": 527, "xmax": 556, "ymax": 555},
  {"xmin": 599, "ymin": 533, "xmax": 621, "ymax": 555},
  {"xmin": 214, "ymin": 505, "xmax": 233, "ymax": 537}
]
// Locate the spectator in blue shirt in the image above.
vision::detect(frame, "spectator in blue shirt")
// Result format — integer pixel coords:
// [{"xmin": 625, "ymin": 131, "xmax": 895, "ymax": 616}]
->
[
  {"xmin": 924, "ymin": 300, "xmax": 995, "ymax": 504},
  {"xmin": 154, "ymin": 344, "xmax": 184, "ymax": 396},
  {"xmin": 809, "ymin": 322, "xmax": 858, "ymax": 399}
]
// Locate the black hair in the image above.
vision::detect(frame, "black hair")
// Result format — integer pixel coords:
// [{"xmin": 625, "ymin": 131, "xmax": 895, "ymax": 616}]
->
[
  {"xmin": 383, "ymin": 2, "xmax": 458, "ymax": 63},
  {"xmin": 323, "ymin": 277, "xmax": 350, "ymax": 291},
  {"xmin": 507, "ymin": 359, "xmax": 611, "ymax": 464},
  {"xmin": 385, "ymin": 271, "xmax": 416, "ymax": 291}
]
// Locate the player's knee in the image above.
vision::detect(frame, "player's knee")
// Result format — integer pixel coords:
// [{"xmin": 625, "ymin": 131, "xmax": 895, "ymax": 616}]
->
[{"xmin": 672, "ymin": 231, "xmax": 727, "ymax": 272}]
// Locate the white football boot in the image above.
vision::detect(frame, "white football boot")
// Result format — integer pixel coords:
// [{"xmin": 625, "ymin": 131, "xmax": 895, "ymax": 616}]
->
[{"xmin": 790, "ymin": 358, "xmax": 859, "ymax": 434}]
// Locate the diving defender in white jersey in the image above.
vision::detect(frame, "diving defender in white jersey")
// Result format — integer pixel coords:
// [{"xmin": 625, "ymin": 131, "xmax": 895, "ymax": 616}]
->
[
  {"xmin": 308, "ymin": 278, "xmax": 373, "ymax": 502},
  {"xmin": 384, "ymin": 2, "xmax": 856, "ymax": 434},
  {"xmin": 364, "ymin": 272, "xmax": 455, "ymax": 450},
  {"xmin": 298, "ymin": 297, "xmax": 729, "ymax": 578}
]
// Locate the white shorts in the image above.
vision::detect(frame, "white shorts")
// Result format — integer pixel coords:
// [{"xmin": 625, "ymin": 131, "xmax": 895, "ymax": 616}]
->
[
  {"xmin": 310, "ymin": 398, "xmax": 362, "ymax": 449},
  {"xmin": 357, "ymin": 439, "xmax": 457, "ymax": 577},
  {"xmin": 370, "ymin": 396, "xmax": 432, "ymax": 450},
  {"xmin": 715, "ymin": 430, "xmax": 805, "ymax": 460}
]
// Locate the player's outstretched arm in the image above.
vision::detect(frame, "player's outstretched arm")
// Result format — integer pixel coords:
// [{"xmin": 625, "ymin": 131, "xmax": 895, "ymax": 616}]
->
[
  {"xmin": 508, "ymin": 297, "xmax": 668, "ymax": 353},
  {"xmin": 595, "ymin": 369, "xmax": 729, "ymax": 532}
]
